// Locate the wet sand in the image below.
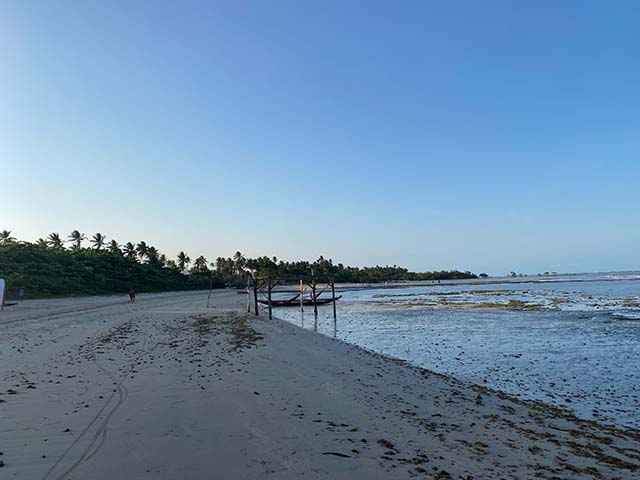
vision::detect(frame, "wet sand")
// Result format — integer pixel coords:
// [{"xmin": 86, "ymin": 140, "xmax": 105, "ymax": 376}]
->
[{"xmin": 1, "ymin": 291, "xmax": 638, "ymax": 479}]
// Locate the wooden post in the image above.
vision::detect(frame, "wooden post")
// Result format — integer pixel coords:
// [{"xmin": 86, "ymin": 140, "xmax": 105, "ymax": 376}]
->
[
  {"xmin": 299, "ymin": 279, "xmax": 304, "ymax": 313},
  {"xmin": 253, "ymin": 279, "xmax": 259, "ymax": 316},
  {"xmin": 268, "ymin": 276, "xmax": 273, "ymax": 320},
  {"xmin": 246, "ymin": 277, "xmax": 251, "ymax": 313},
  {"xmin": 331, "ymin": 281, "xmax": 337, "ymax": 320},
  {"xmin": 331, "ymin": 280, "xmax": 337, "ymax": 338},
  {"xmin": 312, "ymin": 279, "xmax": 318, "ymax": 316},
  {"xmin": 308, "ymin": 268, "xmax": 318, "ymax": 316},
  {"xmin": 206, "ymin": 279, "xmax": 213, "ymax": 308}
]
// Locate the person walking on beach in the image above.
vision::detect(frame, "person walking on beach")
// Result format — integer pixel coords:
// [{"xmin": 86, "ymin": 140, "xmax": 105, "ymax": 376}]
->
[
  {"xmin": 128, "ymin": 288, "xmax": 136, "ymax": 303},
  {"xmin": 18, "ymin": 287, "xmax": 25, "ymax": 302}
]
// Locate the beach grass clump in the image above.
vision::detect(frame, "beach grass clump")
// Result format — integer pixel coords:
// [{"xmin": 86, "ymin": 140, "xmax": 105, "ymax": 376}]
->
[
  {"xmin": 377, "ymin": 438, "xmax": 396, "ymax": 450},
  {"xmin": 193, "ymin": 313, "xmax": 263, "ymax": 352}
]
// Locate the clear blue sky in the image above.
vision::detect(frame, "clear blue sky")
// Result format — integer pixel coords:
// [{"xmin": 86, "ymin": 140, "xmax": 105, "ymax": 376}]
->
[{"xmin": 1, "ymin": 1, "xmax": 639, "ymax": 275}]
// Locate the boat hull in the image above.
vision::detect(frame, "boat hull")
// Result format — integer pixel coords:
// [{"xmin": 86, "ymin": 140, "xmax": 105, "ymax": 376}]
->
[{"xmin": 258, "ymin": 296, "xmax": 342, "ymax": 307}]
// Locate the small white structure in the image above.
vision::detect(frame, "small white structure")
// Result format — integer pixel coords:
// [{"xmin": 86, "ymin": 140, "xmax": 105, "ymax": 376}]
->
[{"xmin": 0, "ymin": 278, "xmax": 5, "ymax": 310}]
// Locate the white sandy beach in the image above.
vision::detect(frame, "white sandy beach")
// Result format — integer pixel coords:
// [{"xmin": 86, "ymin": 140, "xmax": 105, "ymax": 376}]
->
[{"xmin": 1, "ymin": 290, "xmax": 639, "ymax": 479}]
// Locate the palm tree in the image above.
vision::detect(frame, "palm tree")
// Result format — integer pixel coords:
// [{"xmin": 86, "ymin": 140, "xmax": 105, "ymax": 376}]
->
[
  {"xmin": 47, "ymin": 232, "xmax": 64, "ymax": 249},
  {"xmin": 193, "ymin": 255, "xmax": 208, "ymax": 272},
  {"xmin": 0, "ymin": 230, "xmax": 16, "ymax": 244},
  {"xmin": 91, "ymin": 232, "xmax": 107, "ymax": 250},
  {"xmin": 147, "ymin": 246, "xmax": 159, "ymax": 264},
  {"xmin": 177, "ymin": 251, "xmax": 191, "ymax": 272},
  {"xmin": 108, "ymin": 240, "xmax": 121, "ymax": 255},
  {"xmin": 123, "ymin": 242, "xmax": 136, "ymax": 258},
  {"xmin": 68, "ymin": 230, "xmax": 86, "ymax": 250},
  {"xmin": 214, "ymin": 257, "xmax": 225, "ymax": 271},
  {"xmin": 136, "ymin": 241, "xmax": 149, "ymax": 262},
  {"xmin": 233, "ymin": 251, "xmax": 245, "ymax": 274},
  {"xmin": 35, "ymin": 238, "xmax": 49, "ymax": 248},
  {"xmin": 313, "ymin": 255, "xmax": 331, "ymax": 277}
]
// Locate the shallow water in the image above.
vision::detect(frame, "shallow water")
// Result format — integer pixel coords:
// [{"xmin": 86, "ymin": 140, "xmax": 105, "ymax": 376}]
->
[{"xmin": 275, "ymin": 272, "xmax": 640, "ymax": 429}]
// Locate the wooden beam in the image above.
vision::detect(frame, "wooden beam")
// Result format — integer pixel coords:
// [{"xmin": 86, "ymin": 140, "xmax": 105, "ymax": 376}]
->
[
  {"xmin": 299, "ymin": 279, "xmax": 304, "ymax": 313},
  {"xmin": 246, "ymin": 278, "xmax": 251, "ymax": 313},
  {"xmin": 331, "ymin": 280, "xmax": 337, "ymax": 320},
  {"xmin": 312, "ymin": 275, "xmax": 318, "ymax": 316},
  {"xmin": 253, "ymin": 279, "xmax": 259, "ymax": 316},
  {"xmin": 206, "ymin": 279, "xmax": 213, "ymax": 308},
  {"xmin": 268, "ymin": 276, "xmax": 273, "ymax": 320}
]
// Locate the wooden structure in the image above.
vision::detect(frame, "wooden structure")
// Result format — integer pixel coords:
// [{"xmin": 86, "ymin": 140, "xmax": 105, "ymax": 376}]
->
[{"xmin": 246, "ymin": 271, "xmax": 339, "ymax": 321}]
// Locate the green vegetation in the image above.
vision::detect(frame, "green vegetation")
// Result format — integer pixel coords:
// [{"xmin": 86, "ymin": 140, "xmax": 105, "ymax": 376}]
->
[
  {"xmin": 0, "ymin": 230, "xmax": 477, "ymax": 299},
  {"xmin": 0, "ymin": 231, "xmax": 222, "ymax": 299},
  {"xmin": 213, "ymin": 253, "xmax": 477, "ymax": 284}
]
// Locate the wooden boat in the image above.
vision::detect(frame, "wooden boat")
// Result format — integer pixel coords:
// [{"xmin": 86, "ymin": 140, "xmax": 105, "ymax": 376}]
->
[
  {"xmin": 258, "ymin": 294, "xmax": 299, "ymax": 307},
  {"xmin": 258, "ymin": 295, "xmax": 342, "ymax": 307}
]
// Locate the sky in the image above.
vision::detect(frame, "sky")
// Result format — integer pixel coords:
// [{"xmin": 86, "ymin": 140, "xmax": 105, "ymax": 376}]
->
[{"xmin": 1, "ymin": 1, "xmax": 639, "ymax": 275}]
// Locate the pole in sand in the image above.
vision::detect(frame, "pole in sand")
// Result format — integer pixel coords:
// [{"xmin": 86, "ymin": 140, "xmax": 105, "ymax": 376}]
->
[
  {"xmin": 312, "ymin": 275, "xmax": 318, "ymax": 317},
  {"xmin": 331, "ymin": 280, "xmax": 337, "ymax": 338},
  {"xmin": 206, "ymin": 279, "xmax": 213, "ymax": 308},
  {"xmin": 267, "ymin": 276, "xmax": 273, "ymax": 320},
  {"xmin": 253, "ymin": 278, "xmax": 259, "ymax": 316},
  {"xmin": 331, "ymin": 280, "xmax": 337, "ymax": 320},
  {"xmin": 299, "ymin": 279, "xmax": 304, "ymax": 313},
  {"xmin": 246, "ymin": 277, "xmax": 251, "ymax": 313}
]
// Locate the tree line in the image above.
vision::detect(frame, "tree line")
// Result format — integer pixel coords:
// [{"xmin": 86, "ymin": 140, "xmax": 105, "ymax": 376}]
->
[
  {"xmin": 0, "ymin": 229, "xmax": 477, "ymax": 298},
  {"xmin": 0, "ymin": 229, "xmax": 211, "ymax": 273},
  {"xmin": 217, "ymin": 253, "xmax": 477, "ymax": 284},
  {"xmin": 0, "ymin": 229, "xmax": 221, "ymax": 298}
]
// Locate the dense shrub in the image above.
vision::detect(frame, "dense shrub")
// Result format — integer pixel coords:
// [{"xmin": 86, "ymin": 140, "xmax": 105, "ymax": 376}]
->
[{"xmin": 0, "ymin": 243, "xmax": 223, "ymax": 299}]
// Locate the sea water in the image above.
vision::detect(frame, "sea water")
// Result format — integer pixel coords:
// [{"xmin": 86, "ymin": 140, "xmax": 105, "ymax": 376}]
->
[{"xmin": 275, "ymin": 272, "xmax": 640, "ymax": 429}]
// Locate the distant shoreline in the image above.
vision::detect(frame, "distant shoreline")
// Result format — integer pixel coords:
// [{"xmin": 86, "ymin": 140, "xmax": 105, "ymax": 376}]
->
[
  {"xmin": 3, "ymin": 272, "xmax": 638, "ymax": 302},
  {"xmin": 270, "ymin": 272, "xmax": 640, "ymax": 294}
]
